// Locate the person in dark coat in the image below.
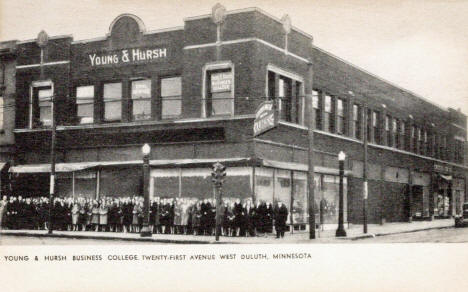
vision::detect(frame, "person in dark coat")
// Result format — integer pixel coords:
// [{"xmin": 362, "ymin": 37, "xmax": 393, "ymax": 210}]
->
[
  {"xmin": 254, "ymin": 201, "xmax": 265, "ymax": 236},
  {"xmin": 264, "ymin": 202, "xmax": 274, "ymax": 234},
  {"xmin": 122, "ymin": 199, "xmax": 133, "ymax": 233},
  {"xmin": 245, "ymin": 200, "xmax": 256, "ymax": 237},
  {"xmin": 274, "ymin": 201, "xmax": 289, "ymax": 238},
  {"xmin": 233, "ymin": 199, "xmax": 244, "ymax": 237}
]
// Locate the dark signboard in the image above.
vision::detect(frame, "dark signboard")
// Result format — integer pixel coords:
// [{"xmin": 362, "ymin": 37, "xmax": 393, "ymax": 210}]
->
[{"xmin": 253, "ymin": 100, "xmax": 278, "ymax": 137}]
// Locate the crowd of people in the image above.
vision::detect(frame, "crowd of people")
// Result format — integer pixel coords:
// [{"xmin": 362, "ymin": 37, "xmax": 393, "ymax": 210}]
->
[{"xmin": 0, "ymin": 195, "xmax": 290, "ymax": 238}]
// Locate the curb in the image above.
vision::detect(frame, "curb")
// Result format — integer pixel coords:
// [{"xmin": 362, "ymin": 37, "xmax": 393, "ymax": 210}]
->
[
  {"xmin": 347, "ymin": 225, "xmax": 453, "ymax": 241},
  {"xmin": 0, "ymin": 231, "xmax": 231, "ymax": 244}
]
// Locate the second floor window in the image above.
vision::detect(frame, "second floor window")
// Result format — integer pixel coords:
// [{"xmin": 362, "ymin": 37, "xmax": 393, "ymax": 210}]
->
[
  {"xmin": 38, "ymin": 87, "xmax": 53, "ymax": 127},
  {"xmin": 103, "ymin": 82, "xmax": 122, "ymax": 122},
  {"xmin": 372, "ymin": 111, "xmax": 379, "ymax": 144},
  {"xmin": 313, "ymin": 90, "xmax": 321, "ymax": 130},
  {"xmin": 161, "ymin": 77, "xmax": 182, "ymax": 119},
  {"xmin": 207, "ymin": 70, "xmax": 233, "ymax": 117},
  {"xmin": 131, "ymin": 79, "xmax": 151, "ymax": 121},
  {"xmin": 352, "ymin": 104, "xmax": 361, "ymax": 139},
  {"xmin": 323, "ymin": 95, "xmax": 334, "ymax": 133},
  {"xmin": 76, "ymin": 85, "xmax": 94, "ymax": 124},
  {"xmin": 385, "ymin": 115, "xmax": 390, "ymax": 146},
  {"xmin": 336, "ymin": 98, "xmax": 345, "ymax": 135}
]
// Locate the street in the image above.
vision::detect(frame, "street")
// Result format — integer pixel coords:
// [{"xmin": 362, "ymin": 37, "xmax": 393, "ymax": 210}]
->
[
  {"xmin": 355, "ymin": 227, "xmax": 468, "ymax": 243},
  {"xmin": 1, "ymin": 226, "xmax": 468, "ymax": 244}
]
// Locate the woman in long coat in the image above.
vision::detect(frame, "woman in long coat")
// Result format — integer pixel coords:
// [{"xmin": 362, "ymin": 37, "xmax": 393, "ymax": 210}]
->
[
  {"xmin": 99, "ymin": 200, "xmax": 109, "ymax": 232},
  {"xmin": 71, "ymin": 200, "xmax": 80, "ymax": 231},
  {"xmin": 122, "ymin": 199, "xmax": 133, "ymax": 233},
  {"xmin": 132, "ymin": 200, "xmax": 142, "ymax": 233},
  {"xmin": 78, "ymin": 199, "xmax": 88, "ymax": 231},
  {"xmin": 173, "ymin": 199, "xmax": 182, "ymax": 234},
  {"xmin": 91, "ymin": 201, "xmax": 100, "ymax": 231},
  {"xmin": 181, "ymin": 200, "xmax": 190, "ymax": 235},
  {"xmin": 191, "ymin": 202, "xmax": 201, "ymax": 235}
]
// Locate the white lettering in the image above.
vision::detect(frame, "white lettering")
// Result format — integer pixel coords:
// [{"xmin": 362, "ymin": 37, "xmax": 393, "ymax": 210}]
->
[
  {"xmin": 159, "ymin": 48, "xmax": 167, "ymax": 58},
  {"xmin": 89, "ymin": 54, "xmax": 96, "ymax": 66},
  {"xmin": 122, "ymin": 50, "xmax": 129, "ymax": 62},
  {"xmin": 132, "ymin": 49, "xmax": 139, "ymax": 61},
  {"xmin": 146, "ymin": 50, "xmax": 153, "ymax": 60}
]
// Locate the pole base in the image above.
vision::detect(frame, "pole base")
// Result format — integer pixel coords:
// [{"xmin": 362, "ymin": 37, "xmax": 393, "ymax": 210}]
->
[
  {"xmin": 335, "ymin": 228, "xmax": 347, "ymax": 237},
  {"xmin": 140, "ymin": 225, "xmax": 152, "ymax": 237}
]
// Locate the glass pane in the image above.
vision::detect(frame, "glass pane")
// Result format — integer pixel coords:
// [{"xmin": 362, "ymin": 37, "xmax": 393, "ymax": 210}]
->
[
  {"xmin": 100, "ymin": 168, "xmax": 141, "ymax": 198},
  {"xmin": 40, "ymin": 105, "xmax": 52, "ymax": 126},
  {"xmin": 337, "ymin": 99, "xmax": 344, "ymax": 116},
  {"xmin": 324, "ymin": 95, "xmax": 332, "ymax": 112},
  {"xmin": 161, "ymin": 77, "xmax": 181, "ymax": 97},
  {"xmin": 131, "ymin": 79, "xmax": 151, "ymax": 100},
  {"xmin": 274, "ymin": 169, "xmax": 292, "ymax": 224},
  {"xmin": 292, "ymin": 171, "xmax": 307, "ymax": 224},
  {"xmin": 103, "ymin": 82, "xmax": 122, "ymax": 100},
  {"xmin": 162, "ymin": 99, "xmax": 182, "ymax": 119},
  {"xmin": 76, "ymin": 85, "xmax": 94, "ymax": 103},
  {"xmin": 312, "ymin": 91, "xmax": 319, "ymax": 109},
  {"xmin": 255, "ymin": 168, "xmax": 273, "ymax": 204},
  {"xmin": 104, "ymin": 100, "xmax": 121, "ymax": 121},
  {"xmin": 77, "ymin": 104, "xmax": 94, "ymax": 124},
  {"xmin": 212, "ymin": 92, "xmax": 233, "ymax": 116},
  {"xmin": 38, "ymin": 88, "xmax": 52, "ymax": 101},
  {"xmin": 132, "ymin": 99, "xmax": 151, "ymax": 121}
]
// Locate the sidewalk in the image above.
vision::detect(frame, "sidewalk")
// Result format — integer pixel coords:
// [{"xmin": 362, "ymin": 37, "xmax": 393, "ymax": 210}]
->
[{"xmin": 0, "ymin": 219, "xmax": 454, "ymax": 244}]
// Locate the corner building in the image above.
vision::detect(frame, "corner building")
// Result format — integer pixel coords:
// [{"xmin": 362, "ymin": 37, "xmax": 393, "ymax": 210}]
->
[{"xmin": 10, "ymin": 7, "xmax": 467, "ymax": 228}]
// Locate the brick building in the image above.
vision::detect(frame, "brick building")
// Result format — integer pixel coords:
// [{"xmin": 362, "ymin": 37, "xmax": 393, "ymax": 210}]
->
[
  {"xmin": 0, "ymin": 41, "xmax": 17, "ymax": 194},
  {"xmin": 6, "ymin": 6, "xmax": 467, "ymax": 226}
]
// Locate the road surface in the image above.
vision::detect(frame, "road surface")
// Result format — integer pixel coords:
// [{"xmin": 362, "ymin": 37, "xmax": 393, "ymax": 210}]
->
[{"xmin": 355, "ymin": 227, "xmax": 468, "ymax": 243}]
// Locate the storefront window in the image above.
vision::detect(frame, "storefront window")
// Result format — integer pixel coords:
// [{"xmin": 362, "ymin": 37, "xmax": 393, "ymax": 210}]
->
[
  {"xmin": 131, "ymin": 79, "xmax": 151, "ymax": 121},
  {"xmin": 38, "ymin": 88, "xmax": 53, "ymax": 127},
  {"xmin": 100, "ymin": 167, "xmax": 141, "ymax": 197},
  {"xmin": 292, "ymin": 171, "xmax": 307, "ymax": 224},
  {"xmin": 56, "ymin": 171, "xmax": 97, "ymax": 199},
  {"xmin": 161, "ymin": 77, "xmax": 182, "ymax": 119},
  {"xmin": 151, "ymin": 169, "xmax": 180, "ymax": 198},
  {"xmin": 76, "ymin": 85, "xmax": 94, "ymax": 124},
  {"xmin": 318, "ymin": 174, "xmax": 347, "ymax": 224},
  {"xmin": 255, "ymin": 168, "xmax": 273, "ymax": 204},
  {"xmin": 208, "ymin": 70, "xmax": 233, "ymax": 116},
  {"xmin": 274, "ymin": 169, "xmax": 292, "ymax": 223},
  {"xmin": 103, "ymin": 82, "xmax": 122, "ymax": 122}
]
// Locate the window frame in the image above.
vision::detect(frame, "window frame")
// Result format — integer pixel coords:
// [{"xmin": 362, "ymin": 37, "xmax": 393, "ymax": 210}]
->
[
  {"xmin": 130, "ymin": 78, "xmax": 152, "ymax": 121},
  {"xmin": 29, "ymin": 80, "xmax": 54, "ymax": 129},
  {"xmin": 202, "ymin": 61, "xmax": 235, "ymax": 118},
  {"xmin": 75, "ymin": 85, "xmax": 95, "ymax": 125},
  {"xmin": 265, "ymin": 64, "xmax": 305, "ymax": 125},
  {"xmin": 102, "ymin": 81, "xmax": 123, "ymax": 123},
  {"xmin": 160, "ymin": 76, "xmax": 182, "ymax": 120}
]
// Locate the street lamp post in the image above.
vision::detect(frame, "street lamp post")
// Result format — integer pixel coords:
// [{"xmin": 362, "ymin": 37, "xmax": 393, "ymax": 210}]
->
[
  {"xmin": 336, "ymin": 151, "xmax": 347, "ymax": 237},
  {"xmin": 140, "ymin": 143, "xmax": 152, "ymax": 237}
]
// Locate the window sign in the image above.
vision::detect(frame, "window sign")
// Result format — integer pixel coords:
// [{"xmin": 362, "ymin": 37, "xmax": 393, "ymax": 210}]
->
[
  {"xmin": 131, "ymin": 79, "xmax": 151, "ymax": 121},
  {"xmin": 210, "ymin": 72, "xmax": 232, "ymax": 93}
]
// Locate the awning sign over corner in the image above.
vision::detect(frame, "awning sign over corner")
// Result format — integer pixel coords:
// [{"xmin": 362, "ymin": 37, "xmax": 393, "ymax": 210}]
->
[{"xmin": 253, "ymin": 100, "xmax": 278, "ymax": 137}]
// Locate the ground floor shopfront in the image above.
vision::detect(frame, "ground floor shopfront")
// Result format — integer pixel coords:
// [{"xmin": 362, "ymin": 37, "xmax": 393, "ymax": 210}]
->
[{"xmin": 9, "ymin": 158, "xmax": 349, "ymax": 228}]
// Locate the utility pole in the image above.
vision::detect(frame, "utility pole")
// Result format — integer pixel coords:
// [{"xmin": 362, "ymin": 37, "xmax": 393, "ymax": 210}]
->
[
  {"xmin": 306, "ymin": 61, "xmax": 316, "ymax": 239},
  {"xmin": 363, "ymin": 97, "xmax": 368, "ymax": 234},
  {"xmin": 212, "ymin": 162, "xmax": 226, "ymax": 242},
  {"xmin": 48, "ymin": 94, "xmax": 56, "ymax": 234}
]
